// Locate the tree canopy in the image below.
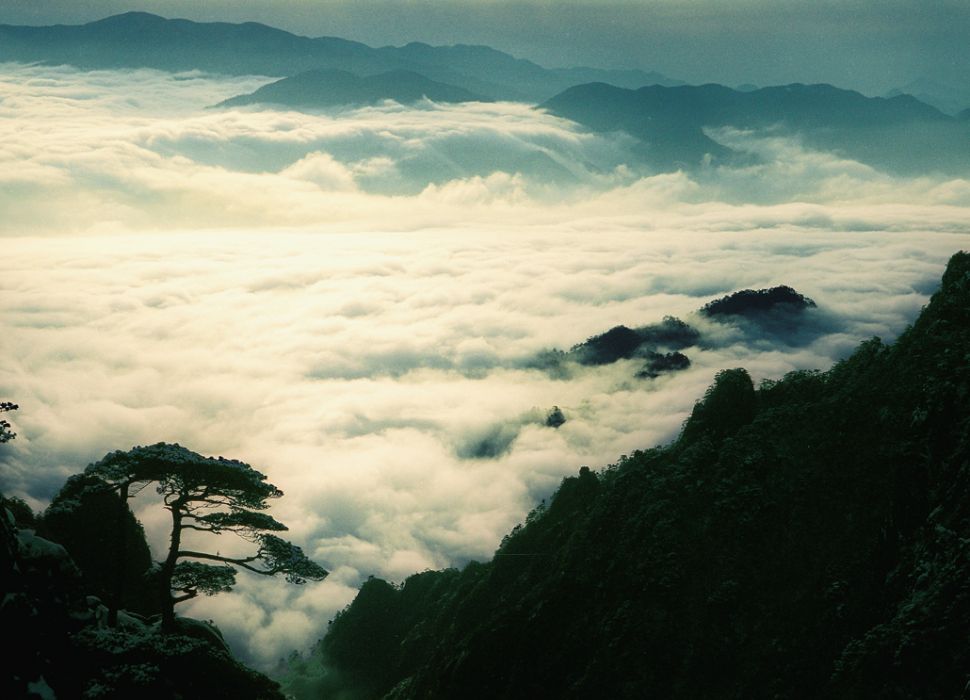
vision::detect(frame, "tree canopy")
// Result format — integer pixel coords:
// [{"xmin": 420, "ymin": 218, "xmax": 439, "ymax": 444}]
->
[
  {"xmin": 86, "ymin": 443, "xmax": 327, "ymax": 629},
  {"xmin": 0, "ymin": 401, "xmax": 17, "ymax": 443}
]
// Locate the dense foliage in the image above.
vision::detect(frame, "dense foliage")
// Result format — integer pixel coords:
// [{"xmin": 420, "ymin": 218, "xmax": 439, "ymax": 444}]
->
[
  {"xmin": 0, "ymin": 401, "xmax": 17, "ymax": 443},
  {"xmin": 570, "ymin": 316, "xmax": 700, "ymax": 366},
  {"xmin": 283, "ymin": 252, "xmax": 970, "ymax": 699},
  {"xmin": 1, "ymin": 439, "xmax": 321, "ymax": 697},
  {"xmin": 533, "ymin": 287, "xmax": 823, "ymax": 382},
  {"xmin": 86, "ymin": 443, "xmax": 327, "ymax": 629},
  {"xmin": 0, "ymin": 494, "xmax": 286, "ymax": 698},
  {"xmin": 699, "ymin": 285, "xmax": 816, "ymax": 317},
  {"xmin": 39, "ymin": 473, "xmax": 159, "ymax": 618}
]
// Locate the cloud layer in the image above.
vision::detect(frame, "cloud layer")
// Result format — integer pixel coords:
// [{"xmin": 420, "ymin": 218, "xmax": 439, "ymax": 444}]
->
[{"xmin": 1, "ymin": 63, "xmax": 968, "ymax": 666}]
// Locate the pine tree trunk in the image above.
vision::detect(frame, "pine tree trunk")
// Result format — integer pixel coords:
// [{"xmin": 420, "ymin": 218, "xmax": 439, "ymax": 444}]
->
[{"xmin": 159, "ymin": 503, "xmax": 183, "ymax": 632}]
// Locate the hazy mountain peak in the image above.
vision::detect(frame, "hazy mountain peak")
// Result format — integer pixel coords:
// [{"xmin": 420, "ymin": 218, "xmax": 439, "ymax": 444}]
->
[
  {"xmin": 885, "ymin": 76, "xmax": 970, "ymax": 116},
  {"xmin": 543, "ymin": 80, "xmax": 966, "ymax": 175},
  {"xmin": 88, "ymin": 10, "xmax": 168, "ymax": 26},
  {"xmin": 217, "ymin": 69, "xmax": 490, "ymax": 109},
  {"xmin": 0, "ymin": 12, "xmax": 681, "ymax": 102}
]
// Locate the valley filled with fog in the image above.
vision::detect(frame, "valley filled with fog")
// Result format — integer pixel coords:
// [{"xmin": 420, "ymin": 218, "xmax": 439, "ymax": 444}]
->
[{"xmin": 2, "ymin": 63, "xmax": 968, "ymax": 666}]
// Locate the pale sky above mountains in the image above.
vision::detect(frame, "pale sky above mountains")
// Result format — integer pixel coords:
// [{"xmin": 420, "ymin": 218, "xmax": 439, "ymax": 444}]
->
[{"xmin": 1, "ymin": 0, "xmax": 967, "ymax": 94}]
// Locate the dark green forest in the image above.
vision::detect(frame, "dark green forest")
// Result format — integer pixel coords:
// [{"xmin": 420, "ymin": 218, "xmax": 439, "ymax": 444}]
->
[
  {"xmin": 3, "ymin": 252, "xmax": 969, "ymax": 698},
  {"xmin": 280, "ymin": 252, "xmax": 970, "ymax": 699},
  {"xmin": 1, "ymin": 443, "xmax": 324, "ymax": 698}
]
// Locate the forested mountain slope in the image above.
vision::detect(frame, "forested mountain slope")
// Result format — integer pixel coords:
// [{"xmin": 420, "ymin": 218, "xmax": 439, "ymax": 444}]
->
[{"xmin": 282, "ymin": 252, "xmax": 970, "ymax": 699}]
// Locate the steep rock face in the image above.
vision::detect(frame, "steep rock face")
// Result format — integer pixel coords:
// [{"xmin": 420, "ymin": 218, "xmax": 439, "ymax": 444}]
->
[
  {"xmin": 0, "ymin": 509, "xmax": 90, "ymax": 699},
  {"xmin": 0, "ymin": 497, "xmax": 285, "ymax": 699},
  {"xmin": 286, "ymin": 252, "xmax": 970, "ymax": 699}
]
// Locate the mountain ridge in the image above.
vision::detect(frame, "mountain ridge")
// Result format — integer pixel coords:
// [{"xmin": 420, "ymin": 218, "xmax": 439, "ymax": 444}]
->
[
  {"xmin": 541, "ymin": 81, "xmax": 970, "ymax": 174},
  {"xmin": 216, "ymin": 69, "xmax": 491, "ymax": 109},
  {"xmin": 0, "ymin": 12, "xmax": 682, "ymax": 102}
]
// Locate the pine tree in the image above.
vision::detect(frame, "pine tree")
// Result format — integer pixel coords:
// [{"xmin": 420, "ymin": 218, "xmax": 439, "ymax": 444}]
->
[{"xmin": 87, "ymin": 443, "xmax": 327, "ymax": 630}]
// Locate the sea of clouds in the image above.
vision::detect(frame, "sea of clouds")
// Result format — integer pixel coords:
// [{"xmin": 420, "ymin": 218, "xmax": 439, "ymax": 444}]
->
[{"xmin": 1, "ymin": 63, "xmax": 968, "ymax": 666}]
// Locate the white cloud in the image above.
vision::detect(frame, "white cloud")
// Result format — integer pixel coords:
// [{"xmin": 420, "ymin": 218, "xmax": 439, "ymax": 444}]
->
[{"xmin": 0, "ymin": 62, "xmax": 968, "ymax": 667}]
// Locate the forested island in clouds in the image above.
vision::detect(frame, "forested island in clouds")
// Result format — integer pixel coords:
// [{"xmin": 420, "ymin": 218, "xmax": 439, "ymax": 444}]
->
[{"xmin": 2, "ymin": 7, "xmax": 970, "ymax": 699}]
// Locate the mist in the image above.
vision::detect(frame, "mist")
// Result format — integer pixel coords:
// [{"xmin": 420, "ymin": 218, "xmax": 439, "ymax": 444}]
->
[
  {"xmin": 5, "ymin": 1, "xmax": 969, "ymax": 93},
  {"xmin": 1, "ymin": 62, "xmax": 968, "ymax": 667}
]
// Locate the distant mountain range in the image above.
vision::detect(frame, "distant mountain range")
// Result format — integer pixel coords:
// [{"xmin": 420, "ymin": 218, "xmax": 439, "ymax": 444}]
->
[
  {"xmin": 0, "ymin": 11, "xmax": 682, "ymax": 103},
  {"xmin": 4, "ymin": 12, "xmax": 967, "ymax": 176},
  {"xmin": 215, "ymin": 76, "xmax": 970, "ymax": 177},
  {"xmin": 216, "ymin": 69, "xmax": 489, "ymax": 109},
  {"xmin": 885, "ymin": 77, "xmax": 970, "ymax": 117},
  {"xmin": 541, "ymin": 82, "xmax": 970, "ymax": 174}
]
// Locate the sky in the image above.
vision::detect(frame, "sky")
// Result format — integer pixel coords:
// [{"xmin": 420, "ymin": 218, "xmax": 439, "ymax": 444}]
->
[
  {"xmin": 1, "ymin": 0, "xmax": 969, "ymax": 94},
  {"xmin": 1, "ymin": 62, "xmax": 969, "ymax": 667}
]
